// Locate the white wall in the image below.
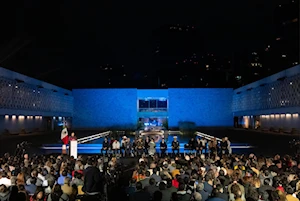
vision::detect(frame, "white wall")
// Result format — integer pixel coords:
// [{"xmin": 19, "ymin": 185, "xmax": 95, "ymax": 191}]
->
[
  {"xmin": 260, "ymin": 114, "xmax": 300, "ymax": 130},
  {"xmin": 0, "ymin": 115, "xmax": 47, "ymax": 134}
]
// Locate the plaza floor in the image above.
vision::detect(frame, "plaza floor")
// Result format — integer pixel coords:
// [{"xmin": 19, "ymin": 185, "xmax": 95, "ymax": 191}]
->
[
  {"xmin": 0, "ymin": 128, "xmax": 297, "ymax": 156},
  {"xmin": 41, "ymin": 133, "xmax": 253, "ymax": 155}
]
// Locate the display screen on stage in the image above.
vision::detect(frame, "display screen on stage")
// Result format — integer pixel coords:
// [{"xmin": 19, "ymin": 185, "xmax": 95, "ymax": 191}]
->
[{"xmin": 139, "ymin": 99, "xmax": 168, "ymax": 109}]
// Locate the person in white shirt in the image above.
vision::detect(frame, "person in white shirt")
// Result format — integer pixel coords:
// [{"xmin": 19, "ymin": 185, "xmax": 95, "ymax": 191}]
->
[
  {"xmin": 200, "ymin": 138, "xmax": 207, "ymax": 154},
  {"xmin": 0, "ymin": 172, "xmax": 11, "ymax": 187},
  {"xmin": 121, "ymin": 136, "xmax": 127, "ymax": 156},
  {"xmin": 112, "ymin": 139, "xmax": 120, "ymax": 154}
]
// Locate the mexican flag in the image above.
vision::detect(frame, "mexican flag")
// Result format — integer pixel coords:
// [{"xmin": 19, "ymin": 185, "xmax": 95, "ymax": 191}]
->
[{"xmin": 61, "ymin": 127, "xmax": 69, "ymax": 145}]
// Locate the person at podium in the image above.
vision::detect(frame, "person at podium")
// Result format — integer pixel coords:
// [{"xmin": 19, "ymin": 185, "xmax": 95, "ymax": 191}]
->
[
  {"xmin": 69, "ymin": 132, "xmax": 77, "ymax": 141},
  {"xmin": 172, "ymin": 136, "xmax": 180, "ymax": 156}
]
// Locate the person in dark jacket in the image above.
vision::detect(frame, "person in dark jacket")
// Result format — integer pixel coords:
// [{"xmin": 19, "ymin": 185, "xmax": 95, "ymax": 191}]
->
[
  {"xmin": 188, "ymin": 138, "xmax": 196, "ymax": 151},
  {"xmin": 101, "ymin": 137, "xmax": 110, "ymax": 155},
  {"xmin": 177, "ymin": 183, "xmax": 191, "ymax": 201},
  {"xmin": 82, "ymin": 157, "xmax": 103, "ymax": 200},
  {"xmin": 160, "ymin": 138, "xmax": 167, "ymax": 157},
  {"xmin": 218, "ymin": 169, "xmax": 230, "ymax": 187},
  {"xmin": 172, "ymin": 136, "xmax": 180, "ymax": 156},
  {"xmin": 214, "ymin": 184, "xmax": 228, "ymax": 201},
  {"xmin": 129, "ymin": 182, "xmax": 151, "ymax": 201},
  {"xmin": 197, "ymin": 182, "xmax": 209, "ymax": 201},
  {"xmin": 220, "ymin": 138, "xmax": 229, "ymax": 155}
]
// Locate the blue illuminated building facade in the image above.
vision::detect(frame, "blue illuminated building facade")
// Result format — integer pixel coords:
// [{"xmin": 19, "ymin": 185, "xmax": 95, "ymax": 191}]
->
[
  {"xmin": 72, "ymin": 88, "xmax": 233, "ymax": 129},
  {"xmin": 1, "ymin": 65, "xmax": 300, "ymax": 134}
]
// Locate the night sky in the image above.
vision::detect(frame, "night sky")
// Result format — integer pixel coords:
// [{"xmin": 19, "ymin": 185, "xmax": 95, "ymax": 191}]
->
[{"xmin": 0, "ymin": 0, "xmax": 280, "ymax": 89}]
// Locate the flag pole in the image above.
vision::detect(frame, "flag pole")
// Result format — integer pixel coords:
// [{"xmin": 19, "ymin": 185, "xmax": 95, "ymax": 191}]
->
[{"xmin": 61, "ymin": 121, "xmax": 68, "ymax": 154}]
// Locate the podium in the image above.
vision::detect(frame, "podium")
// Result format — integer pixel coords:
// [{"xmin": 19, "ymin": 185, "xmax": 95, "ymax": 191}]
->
[{"xmin": 70, "ymin": 140, "xmax": 78, "ymax": 159}]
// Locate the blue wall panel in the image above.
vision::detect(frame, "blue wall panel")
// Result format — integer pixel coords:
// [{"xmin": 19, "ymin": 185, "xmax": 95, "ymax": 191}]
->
[
  {"xmin": 168, "ymin": 88, "xmax": 233, "ymax": 127},
  {"xmin": 73, "ymin": 89, "xmax": 137, "ymax": 129}
]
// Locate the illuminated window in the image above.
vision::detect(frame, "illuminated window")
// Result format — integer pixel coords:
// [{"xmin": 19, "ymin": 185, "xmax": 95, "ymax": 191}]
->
[
  {"xmin": 19, "ymin": 115, "xmax": 25, "ymax": 120},
  {"xmin": 5, "ymin": 115, "xmax": 9, "ymax": 119},
  {"xmin": 282, "ymin": 55, "xmax": 287, "ymax": 58},
  {"xmin": 12, "ymin": 115, "xmax": 16, "ymax": 119}
]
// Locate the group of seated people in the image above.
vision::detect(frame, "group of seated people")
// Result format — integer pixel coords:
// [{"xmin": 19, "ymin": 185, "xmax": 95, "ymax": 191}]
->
[
  {"xmin": 101, "ymin": 135, "xmax": 231, "ymax": 157},
  {"xmin": 101, "ymin": 135, "xmax": 180, "ymax": 157},
  {"xmin": 185, "ymin": 137, "xmax": 231, "ymax": 155}
]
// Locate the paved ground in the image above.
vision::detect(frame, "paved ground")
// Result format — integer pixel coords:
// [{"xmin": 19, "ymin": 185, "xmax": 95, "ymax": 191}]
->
[{"xmin": 0, "ymin": 130, "xmax": 98, "ymax": 156}]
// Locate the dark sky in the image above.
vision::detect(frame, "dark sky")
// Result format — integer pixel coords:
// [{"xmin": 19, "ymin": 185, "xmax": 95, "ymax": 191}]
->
[{"xmin": 0, "ymin": 0, "xmax": 279, "ymax": 88}]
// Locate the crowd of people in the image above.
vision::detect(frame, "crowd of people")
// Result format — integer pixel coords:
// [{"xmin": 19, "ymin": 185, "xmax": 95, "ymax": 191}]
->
[
  {"xmin": 0, "ymin": 152, "xmax": 123, "ymax": 201},
  {"xmin": 125, "ymin": 147, "xmax": 300, "ymax": 201},
  {"xmin": 0, "ymin": 133, "xmax": 299, "ymax": 201}
]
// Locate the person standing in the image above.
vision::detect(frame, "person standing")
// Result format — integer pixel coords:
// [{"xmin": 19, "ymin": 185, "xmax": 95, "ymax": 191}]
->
[
  {"xmin": 209, "ymin": 137, "xmax": 217, "ymax": 156},
  {"xmin": 148, "ymin": 138, "xmax": 156, "ymax": 156},
  {"xmin": 69, "ymin": 132, "xmax": 77, "ymax": 141},
  {"xmin": 125, "ymin": 137, "xmax": 132, "ymax": 156},
  {"xmin": 220, "ymin": 137, "xmax": 229, "ymax": 155},
  {"xmin": 225, "ymin": 137, "xmax": 232, "ymax": 154},
  {"xmin": 144, "ymin": 136, "xmax": 150, "ymax": 155},
  {"xmin": 82, "ymin": 158, "xmax": 104, "ymax": 201}
]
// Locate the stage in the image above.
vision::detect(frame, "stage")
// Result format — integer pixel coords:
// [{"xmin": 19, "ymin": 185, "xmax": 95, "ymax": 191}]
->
[{"xmin": 41, "ymin": 134, "xmax": 253, "ymax": 155}]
